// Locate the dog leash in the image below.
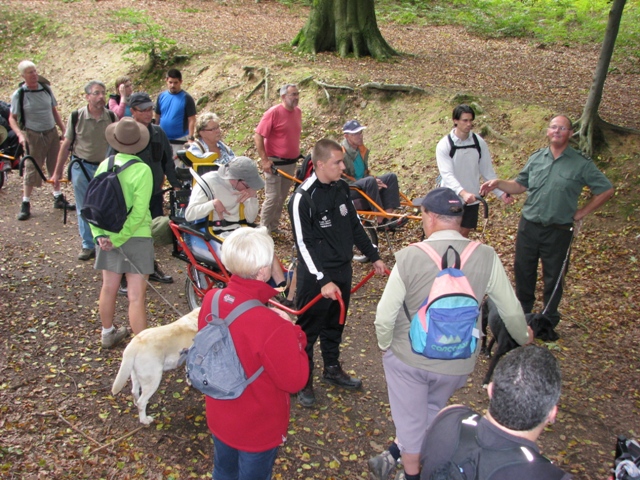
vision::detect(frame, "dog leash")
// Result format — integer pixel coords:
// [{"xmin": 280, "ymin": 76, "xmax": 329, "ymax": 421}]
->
[
  {"xmin": 116, "ymin": 247, "xmax": 186, "ymax": 318},
  {"xmin": 541, "ymin": 225, "xmax": 578, "ymax": 316}
]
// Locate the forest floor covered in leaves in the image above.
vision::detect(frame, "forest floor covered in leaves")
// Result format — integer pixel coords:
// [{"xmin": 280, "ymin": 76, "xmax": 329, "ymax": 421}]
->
[{"xmin": 1, "ymin": 0, "xmax": 640, "ymax": 479}]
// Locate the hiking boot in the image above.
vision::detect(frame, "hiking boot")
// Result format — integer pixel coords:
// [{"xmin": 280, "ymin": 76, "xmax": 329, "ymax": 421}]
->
[
  {"xmin": 149, "ymin": 261, "xmax": 173, "ymax": 283},
  {"xmin": 101, "ymin": 326, "xmax": 129, "ymax": 349},
  {"xmin": 279, "ymin": 298, "xmax": 295, "ymax": 308},
  {"xmin": 118, "ymin": 276, "xmax": 128, "ymax": 296},
  {"xmin": 78, "ymin": 248, "xmax": 95, "ymax": 261},
  {"xmin": 297, "ymin": 376, "xmax": 315, "ymax": 408},
  {"xmin": 17, "ymin": 201, "xmax": 31, "ymax": 221},
  {"xmin": 322, "ymin": 364, "xmax": 362, "ymax": 390},
  {"xmin": 368, "ymin": 450, "xmax": 397, "ymax": 480},
  {"xmin": 53, "ymin": 193, "xmax": 75, "ymax": 210}
]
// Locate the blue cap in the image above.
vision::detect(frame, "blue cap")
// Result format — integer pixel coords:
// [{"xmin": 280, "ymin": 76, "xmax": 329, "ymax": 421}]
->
[
  {"xmin": 412, "ymin": 188, "xmax": 464, "ymax": 216},
  {"xmin": 342, "ymin": 120, "xmax": 367, "ymax": 134}
]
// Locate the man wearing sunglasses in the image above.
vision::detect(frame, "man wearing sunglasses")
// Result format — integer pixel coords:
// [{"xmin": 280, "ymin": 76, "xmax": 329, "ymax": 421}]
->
[{"xmin": 481, "ymin": 115, "xmax": 613, "ymax": 327}]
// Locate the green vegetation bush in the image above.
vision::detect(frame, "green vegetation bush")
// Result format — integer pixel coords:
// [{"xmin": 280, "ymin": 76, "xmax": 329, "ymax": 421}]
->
[{"xmin": 108, "ymin": 8, "xmax": 177, "ymax": 71}]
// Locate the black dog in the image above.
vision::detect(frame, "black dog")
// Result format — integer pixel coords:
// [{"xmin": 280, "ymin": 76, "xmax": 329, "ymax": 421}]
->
[{"xmin": 480, "ymin": 298, "xmax": 559, "ymax": 386}]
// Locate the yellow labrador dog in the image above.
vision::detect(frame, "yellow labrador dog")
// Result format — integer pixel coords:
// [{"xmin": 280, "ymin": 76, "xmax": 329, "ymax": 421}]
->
[{"xmin": 112, "ymin": 308, "xmax": 200, "ymax": 424}]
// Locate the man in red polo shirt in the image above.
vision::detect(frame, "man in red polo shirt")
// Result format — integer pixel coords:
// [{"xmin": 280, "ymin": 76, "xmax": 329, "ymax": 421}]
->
[{"xmin": 254, "ymin": 83, "xmax": 302, "ymax": 234}]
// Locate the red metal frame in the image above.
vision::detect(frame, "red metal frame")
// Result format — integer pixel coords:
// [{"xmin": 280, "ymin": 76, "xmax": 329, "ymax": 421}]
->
[{"xmin": 170, "ymin": 221, "xmax": 386, "ymax": 325}]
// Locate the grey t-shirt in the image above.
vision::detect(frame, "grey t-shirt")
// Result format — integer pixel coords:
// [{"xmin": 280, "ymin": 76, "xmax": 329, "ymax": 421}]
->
[{"xmin": 11, "ymin": 84, "xmax": 58, "ymax": 132}]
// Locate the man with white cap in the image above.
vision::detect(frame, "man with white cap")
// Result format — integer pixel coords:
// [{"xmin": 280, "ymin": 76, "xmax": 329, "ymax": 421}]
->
[
  {"xmin": 341, "ymin": 119, "xmax": 405, "ymax": 230},
  {"xmin": 370, "ymin": 187, "xmax": 531, "ymax": 480}
]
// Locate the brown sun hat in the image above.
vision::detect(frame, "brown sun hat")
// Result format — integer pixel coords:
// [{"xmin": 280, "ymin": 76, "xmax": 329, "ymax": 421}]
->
[{"xmin": 105, "ymin": 117, "xmax": 150, "ymax": 154}]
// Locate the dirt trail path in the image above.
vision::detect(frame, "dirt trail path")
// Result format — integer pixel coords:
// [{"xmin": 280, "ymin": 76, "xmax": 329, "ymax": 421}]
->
[{"xmin": 1, "ymin": 2, "xmax": 639, "ymax": 479}]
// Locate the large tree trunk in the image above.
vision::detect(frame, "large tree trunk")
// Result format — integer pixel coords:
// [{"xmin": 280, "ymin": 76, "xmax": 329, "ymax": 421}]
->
[
  {"xmin": 292, "ymin": 0, "xmax": 397, "ymax": 60},
  {"xmin": 578, "ymin": 0, "xmax": 626, "ymax": 155}
]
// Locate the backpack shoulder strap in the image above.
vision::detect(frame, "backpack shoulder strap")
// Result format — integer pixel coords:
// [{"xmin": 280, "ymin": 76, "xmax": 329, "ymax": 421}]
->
[
  {"xmin": 459, "ymin": 241, "xmax": 481, "ymax": 268},
  {"xmin": 224, "ymin": 299, "xmax": 264, "ymax": 326},
  {"xmin": 18, "ymin": 87, "xmax": 25, "ymax": 128},
  {"xmin": 106, "ymin": 155, "xmax": 116, "ymax": 171},
  {"xmin": 447, "ymin": 133, "xmax": 456, "ymax": 158},
  {"xmin": 472, "ymin": 133, "xmax": 482, "ymax": 160},
  {"xmin": 116, "ymin": 158, "xmax": 140, "ymax": 173},
  {"xmin": 70, "ymin": 110, "xmax": 79, "ymax": 151},
  {"xmin": 107, "ymin": 110, "xmax": 117, "ymax": 123},
  {"xmin": 410, "ymin": 242, "xmax": 443, "ymax": 269},
  {"xmin": 209, "ymin": 289, "xmax": 223, "ymax": 318},
  {"xmin": 41, "ymin": 82, "xmax": 53, "ymax": 98}
]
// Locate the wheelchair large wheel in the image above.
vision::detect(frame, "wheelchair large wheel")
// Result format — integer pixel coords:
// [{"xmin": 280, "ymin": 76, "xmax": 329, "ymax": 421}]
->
[
  {"xmin": 185, "ymin": 266, "xmax": 226, "ymax": 310},
  {"xmin": 0, "ymin": 171, "xmax": 5, "ymax": 190},
  {"xmin": 353, "ymin": 221, "xmax": 379, "ymax": 263}
]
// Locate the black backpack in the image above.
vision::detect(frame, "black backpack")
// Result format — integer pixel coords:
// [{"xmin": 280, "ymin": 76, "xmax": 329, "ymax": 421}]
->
[
  {"xmin": 294, "ymin": 154, "xmax": 314, "ymax": 182},
  {"xmin": 429, "ymin": 412, "xmax": 550, "ymax": 480},
  {"xmin": 81, "ymin": 156, "xmax": 139, "ymax": 233},
  {"xmin": 447, "ymin": 132, "xmax": 481, "ymax": 160},
  {"xmin": 17, "ymin": 82, "xmax": 53, "ymax": 129}
]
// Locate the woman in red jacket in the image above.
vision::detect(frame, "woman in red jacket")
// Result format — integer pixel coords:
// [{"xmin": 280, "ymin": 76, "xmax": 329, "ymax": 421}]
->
[{"xmin": 197, "ymin": 226, "xmax": 309, "ymax": 480}]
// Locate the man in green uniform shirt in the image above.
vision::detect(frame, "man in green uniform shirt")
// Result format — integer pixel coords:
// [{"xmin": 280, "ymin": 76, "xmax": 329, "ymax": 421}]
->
[{"xmin": 481, "ymin": 115, "xmax": 614, "ymax": 326}]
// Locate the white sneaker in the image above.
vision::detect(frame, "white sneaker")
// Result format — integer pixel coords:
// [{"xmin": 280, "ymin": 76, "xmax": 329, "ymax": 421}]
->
[{"xmin": 101, "ymin": 326, "xmax": 129, "ymax": 348}]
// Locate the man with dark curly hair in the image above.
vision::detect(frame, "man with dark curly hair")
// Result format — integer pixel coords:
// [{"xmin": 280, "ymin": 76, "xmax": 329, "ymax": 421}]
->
[{"xmin": 420, "ymin": 345, "xmax": 571, "ymax": 480}]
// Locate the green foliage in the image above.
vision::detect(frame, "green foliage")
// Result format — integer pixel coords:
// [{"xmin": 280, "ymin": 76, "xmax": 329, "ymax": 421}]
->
[
  {"xmin": 108, "ymin": 8, "xmax": 177, "ymax": 69},
  {"xmin": 0, "ymin": 8, "xmax": 61, "ymax": 67},
  {"xmin": 376, "ymin": 0, "xmax": 640, "ymax": 60}
]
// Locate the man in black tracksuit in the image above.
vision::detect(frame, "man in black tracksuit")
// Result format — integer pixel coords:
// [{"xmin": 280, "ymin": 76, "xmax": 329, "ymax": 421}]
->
[{"xmin": 289, "ymin": 138, "xmax": 387, "ymax": 408}]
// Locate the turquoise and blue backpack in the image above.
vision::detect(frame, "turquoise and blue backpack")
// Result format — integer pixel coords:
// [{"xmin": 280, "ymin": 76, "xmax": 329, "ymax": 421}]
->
[{"xmin": 403, "ymin": 241, "xmax": 481, "ymax": 360}]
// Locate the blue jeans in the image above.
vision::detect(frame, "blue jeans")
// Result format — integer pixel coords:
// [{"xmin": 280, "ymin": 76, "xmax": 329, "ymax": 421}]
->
[
  {"xmin": 71, "ymin": 159, "xmax": 99, "ymax": 250},
  {"xmin": 212, "ymin": 436, "xmax": 278, "ymax": 480}
]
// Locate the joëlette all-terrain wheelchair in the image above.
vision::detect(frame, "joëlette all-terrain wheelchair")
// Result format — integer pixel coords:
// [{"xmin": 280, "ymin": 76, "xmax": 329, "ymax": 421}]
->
[{"xmin": 168, "ymin": 150, "xmax": 353, "ymax": 322}]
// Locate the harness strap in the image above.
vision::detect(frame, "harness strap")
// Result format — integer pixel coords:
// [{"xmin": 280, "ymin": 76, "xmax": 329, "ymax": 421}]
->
[{"xmin": 410, "ymin": 241, "xmax": 480, "ymax": 270}]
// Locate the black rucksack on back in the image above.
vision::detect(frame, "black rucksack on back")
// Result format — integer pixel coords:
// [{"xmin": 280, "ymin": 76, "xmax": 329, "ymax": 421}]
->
[
  {"xmin": 81, "ymin": 156, "xmax": 139, "ymax": 233},
  {"xmin": 429, "ymin": 412, "xmax": 550, "ymax": 480},
  {"xmin": 294, "ymin": 154, "xmax": 314, "ymax": 182},
  {"xmin": 447, "ymin": 132, "xmax": 482, "ymax": 160},
  {"xmin": 16, "ymin": 82, "xmax": 53, "ymax": 129}
]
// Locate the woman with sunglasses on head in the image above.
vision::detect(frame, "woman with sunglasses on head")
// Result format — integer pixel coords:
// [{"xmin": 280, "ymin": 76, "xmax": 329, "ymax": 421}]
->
[{"xmin": 188, "ymin": 111, "xmax": 235, "ymax": 166}]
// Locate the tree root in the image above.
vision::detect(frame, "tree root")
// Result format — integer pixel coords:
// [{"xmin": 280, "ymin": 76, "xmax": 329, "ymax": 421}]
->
[{"xmin": 361, "ymin": 82, "xmax": 427, "ymax": 94}]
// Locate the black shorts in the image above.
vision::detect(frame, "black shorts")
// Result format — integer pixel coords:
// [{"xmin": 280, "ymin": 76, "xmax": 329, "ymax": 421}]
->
[{"xmin": 461, "ymin": 203, "xmax": 480, "ymax": 229}]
